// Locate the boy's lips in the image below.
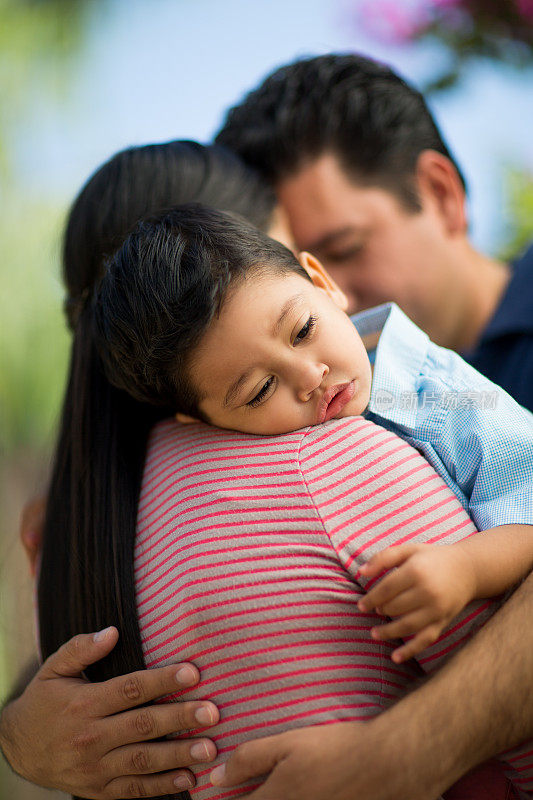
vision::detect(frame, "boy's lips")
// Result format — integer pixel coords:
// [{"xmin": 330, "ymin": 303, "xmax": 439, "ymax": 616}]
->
[{"xmin": 317, "ymin": 381, "xmax": 356, "ymax": 424}]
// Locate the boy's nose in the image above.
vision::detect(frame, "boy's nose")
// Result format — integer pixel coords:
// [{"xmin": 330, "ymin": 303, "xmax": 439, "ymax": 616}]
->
[{"xmin": 296, "ymin": 363, "xmax": 329, "ymax": 402}]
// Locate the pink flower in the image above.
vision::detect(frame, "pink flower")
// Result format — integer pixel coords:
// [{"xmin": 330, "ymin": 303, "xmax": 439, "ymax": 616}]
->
[
  {"xmin": 516, "ymin": 0, "xmax": 533, "ymax": 21},
  {"xmin": 357, "ymin": 0, "xmax": 429, "ymax": 42}
]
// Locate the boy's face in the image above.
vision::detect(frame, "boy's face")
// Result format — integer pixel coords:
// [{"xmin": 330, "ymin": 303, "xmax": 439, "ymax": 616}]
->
[{"xmin": 185, "ymin": 256, "xmax": 372, "ymax": 435}]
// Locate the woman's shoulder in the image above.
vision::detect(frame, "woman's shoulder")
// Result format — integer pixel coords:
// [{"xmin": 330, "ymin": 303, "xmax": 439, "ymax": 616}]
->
[
  {"xmin": 146, "ymin": 416, "xmax": 405, "ymax": 460},
  {"xmin": 296, "ymin": 415, "xmax": 410, "ymax": 466},
  {"xmin": 144, "ymin": 418, "xmax": 311, "ymax": 483}
]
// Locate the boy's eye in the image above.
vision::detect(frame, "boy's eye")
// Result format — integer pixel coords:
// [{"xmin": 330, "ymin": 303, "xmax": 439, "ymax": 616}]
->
[
  {"xmin": 294, "ymin": 315, "xmax": 317, "ymax": 344},
  {"xmin": 247, "ymin": 376, "xmax": 275, "ymax": 408}
]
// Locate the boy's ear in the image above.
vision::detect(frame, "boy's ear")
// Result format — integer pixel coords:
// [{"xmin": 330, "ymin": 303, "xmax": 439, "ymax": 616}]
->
[
  {"xmin": 298, "ymin": 252, "xmax": 348, "ymax": 311},
  {"xmin": 175, "ymin": 412, "xmax": 200, "ymax": 425}
]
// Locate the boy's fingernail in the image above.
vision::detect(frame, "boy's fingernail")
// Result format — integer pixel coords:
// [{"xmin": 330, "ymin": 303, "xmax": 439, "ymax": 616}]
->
[
  {"xmin": 174, "ymin": 773, "xmax": 194, "ymax": 789},
  {"xmin": 210, "ymin": 764, "xmax": 226, "ymax": 785},
  {"xmin": 195, "ymin": 705, "xmax": 216, "ymax": 725},
  {"xmin": 93, "ymin": 626, "xmax": 114, "ymax": 643},
  {"xmin": 176, "ymin": 665, "xmax": 197, "ymax": 685}
]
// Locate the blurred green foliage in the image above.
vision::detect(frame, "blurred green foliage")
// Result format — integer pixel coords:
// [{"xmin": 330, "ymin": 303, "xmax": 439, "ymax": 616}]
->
[
  {"xmin": 0, "ymin": 0, "xmax": 89, "ymax": 180},
  {"xmin": 0, "ymin": 201, "xmax": 70, "ymax": 454},
  {"xmin": 500, "ymin": 167, "xmax": 533, "ymax": 260},
  {"xmin": 0, "ymin": 0, "xmax": 89, "ymax": 455}
]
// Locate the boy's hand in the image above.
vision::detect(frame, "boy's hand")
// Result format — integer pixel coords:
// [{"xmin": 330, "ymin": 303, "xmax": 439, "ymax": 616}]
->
[{"xmin": 358, "ymin": 543, "xmax": 477, "ymax": 663}]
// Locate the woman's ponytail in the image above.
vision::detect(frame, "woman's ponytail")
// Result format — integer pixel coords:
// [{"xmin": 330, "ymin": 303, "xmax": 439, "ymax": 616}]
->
[{"xmin": 38, "ymin": 305, "xmax": 164, "ymax": 681}]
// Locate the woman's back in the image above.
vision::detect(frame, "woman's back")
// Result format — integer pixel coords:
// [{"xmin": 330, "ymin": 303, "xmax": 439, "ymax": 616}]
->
[{"xmin": 135, "ymin": 415, "xmax": 532, "ymax": 798}]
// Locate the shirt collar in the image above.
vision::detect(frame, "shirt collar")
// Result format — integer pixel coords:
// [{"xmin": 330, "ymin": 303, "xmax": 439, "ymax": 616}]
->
[
  {"xmin": 477, "ymin": 243, "xmax": 533, "ymax": 343},
  {"xmin": 351, "ymin": 303, "xmax": 430, "ymax": 428}
]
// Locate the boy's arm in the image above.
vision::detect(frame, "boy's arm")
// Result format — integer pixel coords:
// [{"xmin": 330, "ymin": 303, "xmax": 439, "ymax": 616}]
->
[
  {"xmin": 462, "ymin": 524, "xmax": 533, "ymax": 598},
  {"xmin": 415, "ymin": 357, "xmax": 533, "ymax": 533},
  {"xmin": 210, "ymin": 571, "xmax": 533, "ymax": 800},
  {"xmin": 360, "ymin": 524, "xmax": 533, "ymax": 661}
]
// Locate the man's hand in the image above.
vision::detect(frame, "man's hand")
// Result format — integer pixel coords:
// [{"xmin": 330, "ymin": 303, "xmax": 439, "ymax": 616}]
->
[
  {"xmin": 0, "ymin": 627, "xmax": 219, "ymax": 798},
  {"xmin": 209, "ymin": 719, "xmax": 441, "ymax": 800},
  {"xmin": 358, "ymin": 543, "xmax": 475, "ymax": 662}
]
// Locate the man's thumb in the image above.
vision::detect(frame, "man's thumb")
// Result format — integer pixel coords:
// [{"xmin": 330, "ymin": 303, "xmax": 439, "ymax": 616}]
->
[
  {"xmin": 210, "ymin": 734, "xmax": 285, "ymax": 787},
  {"xmin": 41, "ymin": 627, "xmax": 119, "ymax": 679}
]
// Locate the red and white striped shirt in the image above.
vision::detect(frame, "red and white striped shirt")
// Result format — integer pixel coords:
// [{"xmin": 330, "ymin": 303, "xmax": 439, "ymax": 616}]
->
[{"xmin": 135, "ymin": 416, "xmax": 532, "ymax": 799}]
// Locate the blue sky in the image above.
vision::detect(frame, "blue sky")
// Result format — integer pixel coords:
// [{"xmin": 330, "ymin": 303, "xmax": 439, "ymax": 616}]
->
[{"xmin": 15, "ymin": 0, "xmax": 533, "ymax": 253}]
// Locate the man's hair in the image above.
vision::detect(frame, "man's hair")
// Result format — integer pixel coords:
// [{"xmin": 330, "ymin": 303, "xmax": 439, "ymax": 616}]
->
[{"xmin": 216, "ymin": 53, "xmax": 466, "ymax": 210}]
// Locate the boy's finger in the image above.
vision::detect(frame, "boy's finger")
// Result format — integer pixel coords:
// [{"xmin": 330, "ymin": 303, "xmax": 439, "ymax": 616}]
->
[
  {"xmin": 41, "ymin": 627, "xmax": 120, "ymax": 680},
  {"xmin": 358, "ymin": 566, "xmax": 412, "ymax": 612},
  {"xmin": 371, "ymin": 608, "xmax": 432, "ymax": 642},
  {"xmin": 90, "ymin": 662, "xmax": 203, "ymax": 717},
  {"xmin": 359, "ymin": 544, "xmax": 418, "ymax": 578},
  {"xmin": 392, "ymin": 626, "xmax": 441, "ymax": 663},
  {"xmin": 379, "ymin": 588, "xmax": 424, "ymax": 618}
]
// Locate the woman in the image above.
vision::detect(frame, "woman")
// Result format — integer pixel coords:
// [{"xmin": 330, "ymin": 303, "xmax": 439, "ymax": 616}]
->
[{"xmin": 35, "ymin": 141, "xmax": 522, "ymax": 800}]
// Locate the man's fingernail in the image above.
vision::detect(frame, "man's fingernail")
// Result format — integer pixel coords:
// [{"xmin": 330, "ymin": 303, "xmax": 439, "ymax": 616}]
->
[
  {"xmin": 190, "ymin": 741, "xmax": 210, "ymax": 761},
  {"xmin": 93, "ymin": 626, "xmax": 114, "ymax": 643},
  {"xmin": 210, "ymin": 764, "xmax": 226, "ymax": 785},
  {"xmin": 195, "ymin": 705, "xmax": 216, "ymax": 725},
  {"xmin": 176, "ymin": 665, "xmax": 197, "ymax": 685},
  {"xmin": 174, "ymin": 773, "xmax": 194, "ymax": 789}
]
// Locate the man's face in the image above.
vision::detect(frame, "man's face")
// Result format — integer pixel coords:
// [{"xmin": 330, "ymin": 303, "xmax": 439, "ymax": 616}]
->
[{"xmin": 277, "ymin": 153, "xmax": 459, "ymax": 342}]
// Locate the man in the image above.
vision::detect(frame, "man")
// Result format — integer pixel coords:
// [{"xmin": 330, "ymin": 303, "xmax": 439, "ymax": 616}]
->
[{"xmin": 216, "ymin": 53, "xmax": 533, "ymax": 411}]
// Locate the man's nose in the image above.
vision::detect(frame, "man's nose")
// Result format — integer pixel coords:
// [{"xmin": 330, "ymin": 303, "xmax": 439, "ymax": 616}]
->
[{"xmin": 296, "ymin": 363, "xmax": 329, "ymax": 402}]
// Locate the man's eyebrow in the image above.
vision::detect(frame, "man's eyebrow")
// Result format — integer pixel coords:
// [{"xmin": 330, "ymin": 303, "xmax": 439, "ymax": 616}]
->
[
  {"xmin": 223, "ymin": 294, "xmax": 304, "ymax": 409},
  {"xmin": 301, "ymin": 226, "xmax": 357, "ymax": 254}
]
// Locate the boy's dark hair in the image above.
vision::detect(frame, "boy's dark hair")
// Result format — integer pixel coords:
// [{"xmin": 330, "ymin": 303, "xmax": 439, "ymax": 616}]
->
[
  {"xmin": 216, "ymin": 53, "xmax": 466, "ymax": 210},
  {"xmin": 94, "ymin": 204, "xmax": 308, "ymax": 419}
]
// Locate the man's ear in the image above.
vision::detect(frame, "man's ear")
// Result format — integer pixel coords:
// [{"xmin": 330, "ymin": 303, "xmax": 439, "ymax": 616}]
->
[
  {"xmin": 298, "ymin": 252, "xmax": 349, "ymax": 311},
  {"xmin": 175, "ymin": 412, "xmax": 200, "ymax": 425},
  {"xmin": 416, "ymin": 150, "xmax": 467, "ymax": 235}
]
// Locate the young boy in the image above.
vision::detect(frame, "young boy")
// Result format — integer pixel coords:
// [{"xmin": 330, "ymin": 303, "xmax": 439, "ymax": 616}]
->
[
  {"xmin": 171, "ymin": 243, "xmax": 533, "ymax": 665},
  {"xmin": 99, "ymin": 205, "xmax": 533, "ymax": 665}
]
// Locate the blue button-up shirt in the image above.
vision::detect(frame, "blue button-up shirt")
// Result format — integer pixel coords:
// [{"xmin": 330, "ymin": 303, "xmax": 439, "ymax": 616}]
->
[{"xmin": 352, "ymin": 303, "xmax": 533, "ymax": 531}]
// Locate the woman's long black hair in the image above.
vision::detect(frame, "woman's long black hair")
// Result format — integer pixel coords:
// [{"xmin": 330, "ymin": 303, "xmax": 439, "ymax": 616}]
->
[{"xmin": 37, "ymin": 141, "xmax": 277, "ymax": 800}]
